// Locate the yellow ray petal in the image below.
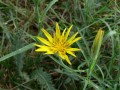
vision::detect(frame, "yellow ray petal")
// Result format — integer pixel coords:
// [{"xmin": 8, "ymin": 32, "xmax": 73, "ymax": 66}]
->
[
  {"xmin": 45, "ymin": 51, "xmax": 54, "ymax": 54},
  {"xmin": 64, "ymin": 55, "xmax": 72, "ymax": 65},
  {"xmin": 65, "ymin": 25, "xmax": 73, "ymax": 40},
  {"xmin": 35, "ymin": 48, "xmax": 46, "ymax": 52},
  {"xmin": 58, "ymin": 52, "xmax": 71, "ymax": 65},
  {"xmin": 67, "ymin": 32, "xmax": 78, "ymax": 44},
  {"xmin": 34, "ymin": 44, "xmax": 42, "ymax": 47},
  {"xmin": 69, "ymin": 37, "xmax": 81, "ymax": 45},
  {"xmin": 37, "ymin": 36, "xmax": 52, "ymax": 46},
  {"xmin": 66, "ymin": 48, "xmax": 80, "ymax": 51},
  {"xmin": 42, "ymin": 28, "xmax": 53, "ymax": 43},
  {"xmin": 58, "ymin": 52, "xmax": 65, "ymax": 59},
  {"xmin": 62, "ymin": 28, "xmax": 66, "ymax": 36},
  {"xmin": 66, "ymin": 51, "xmax": 76, "ymax": 57},
  {"xmin": 35, "ymin": 46, "xmax": 54, "ymax": 54},
  {"xmin": 56, "ymin": 22, "xmax": 61, "ymax": 37},
  {"xmin": 35, "ymin": 46, "xmax": 49, "ymax": 52}
]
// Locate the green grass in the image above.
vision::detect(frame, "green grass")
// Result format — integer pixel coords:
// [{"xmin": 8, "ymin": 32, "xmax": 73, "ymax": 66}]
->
[{"xmin": 0, "ymin": 0, "xmax": 120, "ymax": 90}]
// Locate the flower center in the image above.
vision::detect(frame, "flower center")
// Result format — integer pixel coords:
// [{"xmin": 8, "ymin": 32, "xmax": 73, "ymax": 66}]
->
[{"xmin": 51, "ymin": 37, "xmax": 67, "ymax": 53}]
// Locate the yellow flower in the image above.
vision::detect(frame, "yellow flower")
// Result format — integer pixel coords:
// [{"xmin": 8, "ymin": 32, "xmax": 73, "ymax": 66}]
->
[{"xmin": 35, "ymin": 22, "xmax": 81, "ymax": 65}]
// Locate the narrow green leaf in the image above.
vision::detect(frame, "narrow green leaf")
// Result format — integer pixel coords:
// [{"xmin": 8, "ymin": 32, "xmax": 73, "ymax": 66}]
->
[
  {"xmin": 42, "ymin": 0, "xmax": 58, "ymax": 19},
  {"xmin": 0, "ymin": 43, "xmax": 35, "ymax": 62}
]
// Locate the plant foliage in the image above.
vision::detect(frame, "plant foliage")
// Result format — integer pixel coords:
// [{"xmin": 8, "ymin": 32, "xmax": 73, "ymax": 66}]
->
[{"xmin": 31, "ymin": 68, "xmax": 56, "ymax": 90}]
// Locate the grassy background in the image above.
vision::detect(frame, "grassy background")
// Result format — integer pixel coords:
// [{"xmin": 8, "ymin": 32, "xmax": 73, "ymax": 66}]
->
[{"xmin": 0, "ymin": 0, "xmax": 120, "ymax": 90}]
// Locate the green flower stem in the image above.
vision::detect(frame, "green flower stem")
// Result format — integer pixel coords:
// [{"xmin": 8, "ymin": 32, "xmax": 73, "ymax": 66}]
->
[
  {"xmin": 48, "ymin": 55, "xmax": 83, "ymax": 77},
  {"xmin": 48, "ymin": 55, "xmax": 101, "ymax": 90}
]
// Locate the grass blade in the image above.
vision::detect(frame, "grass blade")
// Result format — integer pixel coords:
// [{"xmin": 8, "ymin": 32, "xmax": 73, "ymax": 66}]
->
[{"xmin": 0, "ymin": 43, "xmax": 35, "ymax": 62}]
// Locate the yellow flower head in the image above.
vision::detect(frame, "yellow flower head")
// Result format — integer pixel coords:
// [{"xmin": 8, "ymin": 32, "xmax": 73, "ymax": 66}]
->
[{"xmin": 35, "ymin": 22, "xmax": 81, "ymax": 65}]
